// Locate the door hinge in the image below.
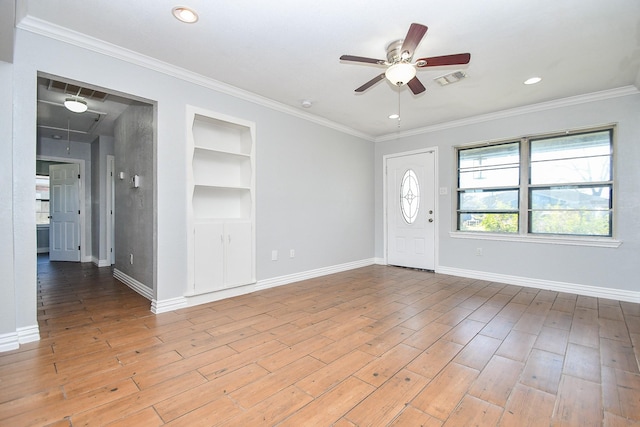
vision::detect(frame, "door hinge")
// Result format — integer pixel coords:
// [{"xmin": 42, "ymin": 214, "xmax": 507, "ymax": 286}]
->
[
  {"xmin": 78, "ymin": 174, "xmax": 80, "ymax": 179},
  {"xmin": 78, "ymin": 210, "xmax": 81, "ymax": 214},
  {"xmin": 78, "ymin": 245, "xmax": 80, "ymax": 250}
]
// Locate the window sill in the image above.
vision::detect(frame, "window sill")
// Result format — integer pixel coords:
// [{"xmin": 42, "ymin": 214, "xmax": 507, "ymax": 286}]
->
[{"xmin": 449, "ymin": 231, "xmax": 622, "ymax": 248}]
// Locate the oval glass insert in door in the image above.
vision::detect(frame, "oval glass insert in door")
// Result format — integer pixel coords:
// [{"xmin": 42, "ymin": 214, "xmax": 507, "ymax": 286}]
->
[{"xmin": 400, "ymin": 169, "xmax": 420, "ymax": 224}]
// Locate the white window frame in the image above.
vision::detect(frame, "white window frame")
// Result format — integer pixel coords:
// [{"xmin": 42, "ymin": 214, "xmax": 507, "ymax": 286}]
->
[{"xmin": 451, "ymin": 124, "xmax": 621, "ymax": 248}]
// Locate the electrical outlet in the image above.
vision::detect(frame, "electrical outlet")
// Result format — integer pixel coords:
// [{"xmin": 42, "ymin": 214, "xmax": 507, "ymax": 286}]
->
[
  {"xmin": 271, "ymin": 250, "xmax": 278, "ymax": 261},
  {"xmin": 290, "ymin": 249, "xmax": 295, "ymax": 258},
  {"xmin": 475, "ymin": 248, "xmax": 483, "ymax": 256},
  {"xmin": 130, "ymin": 253, "xmax": 134, "ymax": 264}
]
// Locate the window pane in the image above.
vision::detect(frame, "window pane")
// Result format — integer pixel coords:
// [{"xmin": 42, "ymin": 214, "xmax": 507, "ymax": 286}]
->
[
  {"xmin": 530, "ymin": 210, "xmax": 611, "ymax": 236},
  {"xmin": 459, "ymin": 189, "xmax": 519, "ymax": 211},
  {"xmin": 530, "ymin": 186, "xmax": 611, "ymax": 210},
  {"xmin": 459, "ymin": 213, "xmax": 519, "ymax": 233},
  {"xmin": 530, "ymin": 131, "xmax": 611, "ymax": 185},
  {"xmin": 531, "ymin": 156, "xmax": 610, "ymax": 184},
  {"xmin": 458, "ymin": 142, "xmax": 520, "ymax": 188},
  {"xmin": 36, "ymin": 175, "xmax": 50, "ymax": 225},
  {"xmin": 400, "ymin": 169, "xmax": 420, "ymax": 224}
]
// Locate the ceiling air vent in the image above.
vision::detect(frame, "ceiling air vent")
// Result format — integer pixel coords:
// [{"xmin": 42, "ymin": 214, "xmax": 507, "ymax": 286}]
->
[
  {"xmin": 47, "ymin": 79, "xmax": 109, "ymax": 101},
  {"xmin": 434, "ymin": 71, "xmax": 467, "ymax": 86}
]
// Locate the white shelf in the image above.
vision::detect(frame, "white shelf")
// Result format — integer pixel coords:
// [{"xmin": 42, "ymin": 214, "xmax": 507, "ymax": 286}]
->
[
  {"xmin": 188, "ymin": 106, "xmax": 256, "ymax": 296},
  {"xmin": 192, "ymin": 150, "xmax": 252, "ymax": 188},
  {"xmin": 192, "ymin": 114, "xmax": 252, "ymax": 155}
]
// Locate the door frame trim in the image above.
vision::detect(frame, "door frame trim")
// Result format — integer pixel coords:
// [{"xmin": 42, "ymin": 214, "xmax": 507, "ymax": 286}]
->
[
  {"xmin": 383, "ymin": 147, "xmax": 439, "ymax": 269},
  {"xmin": 37, "ymin": 155, "xmax": 88, "ymax": 262}
]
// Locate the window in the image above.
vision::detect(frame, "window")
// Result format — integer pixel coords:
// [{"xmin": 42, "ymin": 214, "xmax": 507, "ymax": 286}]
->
[
  {"xmin": 36, "ymin": 175, "xmax": 50, "ymax": 225},
  {"xmin": 456, "ymin": 127, "xmax": 614, "ymax": 237},
  {"xmin": 400, "ymin": 169, "xmax": 420, "ymax": 224}
]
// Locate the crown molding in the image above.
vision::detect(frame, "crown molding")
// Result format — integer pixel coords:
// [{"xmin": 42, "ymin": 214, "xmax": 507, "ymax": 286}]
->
[
  {"xmin": 17, "ymin": 16, "xmax": 374, "ymax": 142},
  {"xmin": 375, "ymin": 85, "xmax": 640, "ymax": 142}
]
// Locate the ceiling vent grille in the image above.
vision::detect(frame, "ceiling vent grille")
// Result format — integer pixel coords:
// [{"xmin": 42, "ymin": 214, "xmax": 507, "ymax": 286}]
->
[
  {"xmin": 434, "ymin": 71, "xmax": 467, "ymax": 86},
  {"xmin": 47, "ymin": 79, "xmax": 109, "ymax": 101}
]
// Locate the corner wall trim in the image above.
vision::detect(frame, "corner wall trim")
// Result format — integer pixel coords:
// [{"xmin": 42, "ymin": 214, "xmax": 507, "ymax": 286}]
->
[
  {"xmin": 437, "ymin": 266, "xmax": 640, "ymax": 303},
  {"xmin": 18, "ymin": 325, "xmax": 41, "ymax": 344},
  {"xmin": 113, "ymin": 269, "xmax": 154, "ymax": 301},
  {"xmin": 0, "ymin": 324, "xmax": 41, "ymax": 353}
]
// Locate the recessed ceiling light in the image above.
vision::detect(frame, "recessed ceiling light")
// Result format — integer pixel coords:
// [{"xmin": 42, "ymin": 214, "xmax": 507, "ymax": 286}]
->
[
  {"xmin": 524, "ymin": 77, "xmax": 542, "ymax": 85},
  {"xmin": 388, "ymin": 114, "xmax": 400, "ymax": 120},
  {"xmin": 172, "ymin": 6, "xmax": 199, "ymax": 23}
]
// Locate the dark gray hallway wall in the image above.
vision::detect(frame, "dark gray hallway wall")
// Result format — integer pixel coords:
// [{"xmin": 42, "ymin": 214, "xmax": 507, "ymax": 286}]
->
[{"xmin": 114, "ymin": 105, "xmax": 154, "ymax": 290}]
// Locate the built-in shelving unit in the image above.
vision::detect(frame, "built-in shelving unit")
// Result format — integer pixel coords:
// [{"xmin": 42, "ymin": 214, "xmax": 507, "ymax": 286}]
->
[{"xmin": 187, "ymin": 106, "xmax": 255, "ymax": 295}]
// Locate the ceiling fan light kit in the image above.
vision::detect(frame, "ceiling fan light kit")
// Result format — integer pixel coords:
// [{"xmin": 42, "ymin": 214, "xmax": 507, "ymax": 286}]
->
[
  {"xmin": 385, "ymin": 63, "xmax": 417, "ymax": 86},
  {"xmin": 340, "ymin": 23, "xmax": 471, "ymax": 95},
  {"xmin": 64, "ymin": 97, "xmax": 88, "ymax": 113}
]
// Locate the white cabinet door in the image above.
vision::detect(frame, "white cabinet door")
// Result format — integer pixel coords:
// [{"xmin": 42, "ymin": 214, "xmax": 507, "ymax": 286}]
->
[
  {"xmin": 225, "ymin": 221, "xmax": 253, "ymax": 287},
  {"xmin": 194, "ymin": 222, "xmax": 224, "ymax": 293}
]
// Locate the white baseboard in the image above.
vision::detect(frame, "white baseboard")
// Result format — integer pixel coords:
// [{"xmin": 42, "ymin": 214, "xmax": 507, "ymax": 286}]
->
[
  {"xmin": 0, "ymin": 325, "xmax": 40, "ymax": 353},
  {"xmin": 436, "ymin": 266, "xmax": 640, "ymax": 303},
  {"xmin": 113, "ymin": 269, "xmax": 154, "ymax": 302},
  {"xmin": 152, "ymin": 296, "xmax": 187, "ymax": 314},
  {"xmin": 0, "ymin": 332, "xmax": 19, "ymax": 352},
  {"xmin": 256, "ymin": 258, "xmax": 376, "ymax": 291},
  {"xmin": 182, "ymin": 258, "xmax": 376, "ymax": 309},
  {"xmin": 18, "ymin": 325, "xmax": 40, "ymax": 344},
  {"xmin": 92, "ymin": 257, "xmax": 110, "ymax": 267},
  {"xmin": 37, "ymin": 248, "xmax": 49, "ymax": 254}
]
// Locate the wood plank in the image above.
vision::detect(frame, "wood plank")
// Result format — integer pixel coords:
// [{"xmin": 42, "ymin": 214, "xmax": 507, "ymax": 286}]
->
[
  {"xmin": 277, "ymin": 376, "xmax": 376, "ymax": 427},
  {"xmin": 552, "ymin": 375, "xmax": 602, "ymax": 427},
  {"xmin": 345, "ymin": 368, "xmax": 430, "ymax": 426},
  {"xmin": 468, "ymin": 355, "xmax": 525, "ymax": 406},
  {"xmin": 443, "ymin": 394, "xmax": 503, "ymax": 426},
  {"xmin": 411, "ymin": 362, "xmax": 479, "ymax": 421},
  {"xmin": 498, "ymin": 383, "xmax": 556, "ymax": 427},
  {"xmin": 354, "ymin": 343, "xmax": 421, "ymax": 387}
]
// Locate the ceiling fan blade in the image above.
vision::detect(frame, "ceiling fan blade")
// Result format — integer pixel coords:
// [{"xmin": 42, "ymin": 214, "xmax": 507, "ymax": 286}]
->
[
  {"xmin": 400, "ymin": 23, "xmax": 428, "ymax": 59},
  {"xmin": 407, "ymin": 77, "xmax": 426, "ymax": 95},
  {"xmin": 340, "ymin": 55, "xmax": 386, "ymax": 65},
  {"xmin": 355, "ymin": 74, "xmax": 386, "ymax": 92},
  {"xmin": 415, "ymin": 53, "xmax": 471, "ymax": 68}
]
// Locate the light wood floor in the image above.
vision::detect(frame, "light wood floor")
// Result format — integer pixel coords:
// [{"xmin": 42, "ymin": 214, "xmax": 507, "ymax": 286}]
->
[{"xmin": 1, "ymin": 258, "xmax": 639, "ymax": 426}]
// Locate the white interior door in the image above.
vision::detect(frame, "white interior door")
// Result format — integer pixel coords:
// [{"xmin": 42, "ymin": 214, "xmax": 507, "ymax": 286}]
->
[
  {"xmin": 49, "ymin": 163, "xmax": 81, "ymax": 262},
  {"xmin": 386, "ymin": 151, "xmax": 435, "ymax": 270}
]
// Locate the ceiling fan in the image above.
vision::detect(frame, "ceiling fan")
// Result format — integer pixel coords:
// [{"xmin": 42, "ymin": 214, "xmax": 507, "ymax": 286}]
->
[{"xmin": 340, "ymin": 23, "xmax": 471, "ymax": 94}]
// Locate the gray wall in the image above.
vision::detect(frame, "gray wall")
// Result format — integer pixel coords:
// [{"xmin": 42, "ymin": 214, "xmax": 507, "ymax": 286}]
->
[
  {"xmin": 375, "ymin": 93, "xmax": 640, "ymax": 294},
  {"xmin": 114, "ymin": 105, "xmax": 154, "ymax": 289},
  {"xmin": 91, "ymin": 136, "xmax": 115, "ymax": 264}
]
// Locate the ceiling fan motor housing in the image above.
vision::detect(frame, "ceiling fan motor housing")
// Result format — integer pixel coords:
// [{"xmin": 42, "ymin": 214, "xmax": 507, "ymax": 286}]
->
[{"xmin": 385, "ymin": 39, "xmax": 406, "ymax": 63}]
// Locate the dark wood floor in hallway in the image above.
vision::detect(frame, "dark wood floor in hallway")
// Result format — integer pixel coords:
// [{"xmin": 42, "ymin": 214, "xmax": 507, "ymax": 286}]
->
[{"xmin": 0, "ymin": 257, "xmax": 639, "ymax": 426}]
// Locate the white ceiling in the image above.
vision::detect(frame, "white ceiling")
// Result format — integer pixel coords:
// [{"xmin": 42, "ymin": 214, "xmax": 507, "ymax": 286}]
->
[{"xmin": 16, "ymin": 0, "xmax": 640, "ymax": 139}]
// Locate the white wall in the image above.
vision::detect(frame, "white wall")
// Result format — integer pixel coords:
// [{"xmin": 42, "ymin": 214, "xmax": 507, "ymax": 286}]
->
[
  {"xmin": 375, "ymin": 92, "xmax": 640, "ymax": 299},
  {"xmin": 8, "ymin": 27, "xmax": 375, "ymax": 337},
  {"xmin": 0, "ymin": 60, "xmax": 17, "ymax": 349}
]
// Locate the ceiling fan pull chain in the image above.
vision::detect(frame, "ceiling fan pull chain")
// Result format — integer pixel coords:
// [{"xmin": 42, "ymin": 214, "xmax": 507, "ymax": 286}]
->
[{"xmin": 397, "ymin": 85, "xmax": 401, "ymax": 129}]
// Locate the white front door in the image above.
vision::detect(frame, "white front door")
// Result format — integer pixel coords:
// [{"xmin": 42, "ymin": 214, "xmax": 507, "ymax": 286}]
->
[
  {"xmin": 386, "ymin": 151, "xmax": 435, "ymax": 270},
  {"xmin": 49, "ymin": 163, "xmax": 81, "ymax": 262}
]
